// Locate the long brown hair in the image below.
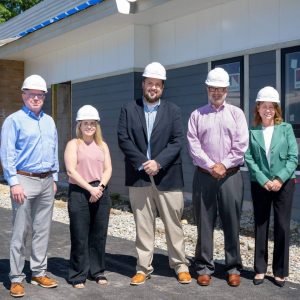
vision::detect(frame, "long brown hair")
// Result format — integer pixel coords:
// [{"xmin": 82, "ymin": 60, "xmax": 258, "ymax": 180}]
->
[
  {"xmin": 75, "ymin": 121, "xmax": 104, "ymax": 146},
  {"xmin": 253, "ymin": 102, "xmax": 283, "ymax": 126}
]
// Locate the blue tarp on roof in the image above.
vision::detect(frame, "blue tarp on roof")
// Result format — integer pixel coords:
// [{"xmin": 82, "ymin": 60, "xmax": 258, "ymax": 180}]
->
[{"xmin": 17, "ymin": 0, "xmax": 104, "ymax": 38}]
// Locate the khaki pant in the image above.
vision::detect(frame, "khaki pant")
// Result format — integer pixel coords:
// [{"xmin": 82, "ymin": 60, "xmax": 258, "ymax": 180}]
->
[
  {"xmin": 129, "ymin": 178, "xmax": 189, "ymax": 275},
  {"xmin": 10, "ymin": 174, "xmax": 54, "ymax": 283}
]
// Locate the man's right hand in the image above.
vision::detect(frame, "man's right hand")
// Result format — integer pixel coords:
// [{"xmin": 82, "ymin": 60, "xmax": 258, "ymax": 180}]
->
[
  {"xmin": 143, "ymin": 160, "xmax": 160, "ymax": 176},
  {"xmin": 210, "ymin": 163, "xmax": 226, "ymax": 179},
  {"xmin": 10, "ymin": 184, "xmax": 26, "ymax": 204}
]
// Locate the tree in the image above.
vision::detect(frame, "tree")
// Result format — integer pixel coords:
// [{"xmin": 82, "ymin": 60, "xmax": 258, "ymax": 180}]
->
[{"xmin": 0, "ymin": 0, "xmax": 42, "ymax": 23}]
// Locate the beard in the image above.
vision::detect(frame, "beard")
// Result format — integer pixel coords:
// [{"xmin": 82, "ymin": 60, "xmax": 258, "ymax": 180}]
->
[
  {"xmin": 209, "ymin": 93, "xmax": 227, "ymax": 108},
  {"xmin": 143, "ymin": 91, "xmax": 161, "ymax": 103}
]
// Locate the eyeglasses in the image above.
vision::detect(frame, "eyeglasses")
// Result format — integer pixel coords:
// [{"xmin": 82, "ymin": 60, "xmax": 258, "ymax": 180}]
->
[
  {"xmin": 208, "ymin": 86, "xmax": 227, "ymax": 92},
  {"xmin": 24, "ymin": 93, "xmax": 45, "ymax": 100}
]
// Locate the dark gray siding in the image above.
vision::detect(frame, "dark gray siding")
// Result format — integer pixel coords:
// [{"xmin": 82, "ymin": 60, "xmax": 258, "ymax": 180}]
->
[
  {"xmin": 244, "ymin": 51, "xmax": 277, "ymax": 205},
  {"xmin": 69, "ymin": 65, "xmax": 300, "ymax": 221},
  {"xmin": 249, "ymin": 51, "xmax": 276, "ymax": 122},
  {"xmin": 293, "ymin": 177, "xmax": 300, "ymax": 220},
  {"xmin": 164, "ymin": 63, "xmax": 208, "ymax": 192},
  {"xmin": 134, "ymin": 72, "xmax": 143, "ymax": 99},
  {"xmin": 43, "ymin": 89, "xmax": 52, "ymax": 115},
  {"xmin": 72, "ymin": 73, "xmax": 135, "ymax": 195}
]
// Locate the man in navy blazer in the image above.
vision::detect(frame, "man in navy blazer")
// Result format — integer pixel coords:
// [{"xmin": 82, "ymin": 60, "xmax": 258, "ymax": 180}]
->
[{"xmin": 118, "ymin": 62, "xmax": 191, "ymax": 285}]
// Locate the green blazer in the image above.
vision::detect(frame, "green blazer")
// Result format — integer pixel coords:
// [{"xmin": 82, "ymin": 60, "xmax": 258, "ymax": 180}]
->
[{"xmin": 245, "ymin": 122, "xmax": 298, "ymax": 187}]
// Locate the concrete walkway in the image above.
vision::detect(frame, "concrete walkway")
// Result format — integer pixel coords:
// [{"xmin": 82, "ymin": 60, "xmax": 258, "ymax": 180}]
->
[{"xmin": 0, "ymin": 207, "xmax": 299, "ymax": 299}]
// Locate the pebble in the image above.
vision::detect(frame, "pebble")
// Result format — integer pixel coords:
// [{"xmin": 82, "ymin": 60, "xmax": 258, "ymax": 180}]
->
[{"xmin": 1, "ymin": 183, "xmax": 300, "ymax": 284}]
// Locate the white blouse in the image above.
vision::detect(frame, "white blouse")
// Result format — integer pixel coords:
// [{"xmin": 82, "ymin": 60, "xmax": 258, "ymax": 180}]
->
[{"xmin": 262, "ymin": 125, "xmax": 274, "ymax": 166}]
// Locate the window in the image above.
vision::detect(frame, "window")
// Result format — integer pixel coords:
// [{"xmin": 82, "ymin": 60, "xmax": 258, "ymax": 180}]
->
[
  {"xmin": 281, "ymin": 46, "xmax": 300, "ymax": 131},
  {"xmin": 212, "ymin": 56, "xmax": 244, "ymax": 109},
  {"xmin": 281, "ymin": 46, "xmax": 300, "ymax": 168}
]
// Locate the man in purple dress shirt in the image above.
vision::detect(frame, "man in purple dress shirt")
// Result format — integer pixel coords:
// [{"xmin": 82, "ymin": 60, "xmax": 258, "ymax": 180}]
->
[{"xmin": 187, "ymin": 67, "xmax": 249, "ymax": 287}]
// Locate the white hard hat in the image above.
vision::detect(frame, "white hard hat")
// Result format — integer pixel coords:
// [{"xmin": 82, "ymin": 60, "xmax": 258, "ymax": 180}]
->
[
  {"xmin": 21, "ymin": 75, "xmax": 48, "ymax": 93},
  {"xmin": 76, "ymin": 105, "xmax": 100, "ymax": 121},
  {"xmin": 143, "ymin": 62, "xmax": 166, "ymax": 80},
  {"xmin": 256, "ymin": 86, "xmax": 280, "ymax": 103},
  {"xmin": 205, "ymin": 67, "xmax": 230, "ymax": 87}
]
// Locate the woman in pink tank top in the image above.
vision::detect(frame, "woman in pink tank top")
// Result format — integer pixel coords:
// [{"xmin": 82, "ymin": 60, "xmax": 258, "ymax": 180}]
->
[{"xmin": 64, "ymin": 105, "xmax": 112, "ymax": 288}]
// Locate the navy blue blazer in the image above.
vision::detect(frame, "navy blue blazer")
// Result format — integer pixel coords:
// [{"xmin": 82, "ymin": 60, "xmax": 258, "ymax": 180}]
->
[{"xmin": 117, "ymin": 98, "xmax": 184, "ymax": 190}]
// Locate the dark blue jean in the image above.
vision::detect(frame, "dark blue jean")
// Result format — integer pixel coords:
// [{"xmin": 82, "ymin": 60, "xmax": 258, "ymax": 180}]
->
[{"xmin": 68, "ymin": 182, "xmax": 111, "ymax": 284}]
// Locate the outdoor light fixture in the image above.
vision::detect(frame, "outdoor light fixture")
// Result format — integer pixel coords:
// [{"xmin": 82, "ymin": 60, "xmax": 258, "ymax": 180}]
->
[{"xmin": 116, "ymin": 0, "xmax": 137, "ymax": 14}]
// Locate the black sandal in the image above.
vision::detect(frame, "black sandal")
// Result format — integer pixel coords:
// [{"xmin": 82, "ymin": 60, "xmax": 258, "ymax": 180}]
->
[{"xmin": 96, "ymin": 275, "xmax": 108, "ymax": 285}]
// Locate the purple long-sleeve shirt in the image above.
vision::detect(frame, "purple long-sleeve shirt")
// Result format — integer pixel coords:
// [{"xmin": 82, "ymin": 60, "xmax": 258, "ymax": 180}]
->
[{"xmin": 187, "ymin": 101, "xmax": 249, "ymax": 172}]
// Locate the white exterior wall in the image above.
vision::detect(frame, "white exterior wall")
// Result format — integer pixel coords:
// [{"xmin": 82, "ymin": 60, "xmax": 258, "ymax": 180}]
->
[
  {"xmin": 25, "ymin": 24, "xmax": 150, "ymax": 85},
  {"xmin": 25, "ymin": 25, "xmax": 135, "ymax": 84},
  {"xmin": 23, "ymin": 0, "xmax": 300, "ymax": 84},
  {"xmin": 151, "ymin": 0, "xmax": 300, "ymax": 65}
]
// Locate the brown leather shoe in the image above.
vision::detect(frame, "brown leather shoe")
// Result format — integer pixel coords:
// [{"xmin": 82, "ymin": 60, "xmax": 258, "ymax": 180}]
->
[
  {"xmin": 130, "ymin": 273, "xmax": 150, "ymax": 286},
  {"xmin": 10, "ymin": 283, "xmax": 25, "ymax": 298},
  {"xmin": 178, "ymin": 272, "xmax": 192, "ymax": 284},
  {"xmin": 197, "ymin": 274, "xmax": 211, "ymax": 286},
  {"xmin": 31, "ymin": 276, "xmax": 58, "ymax": 288},
  {"xmin": 227, "ymin": 274, "xmax": 240, "ymax": 287}
]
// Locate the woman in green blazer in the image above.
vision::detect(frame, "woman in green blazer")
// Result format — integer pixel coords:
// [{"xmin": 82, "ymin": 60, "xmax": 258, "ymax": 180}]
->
[{"xmin": 245, "ymin": 86, "xmax": 298, "ymax": 287}]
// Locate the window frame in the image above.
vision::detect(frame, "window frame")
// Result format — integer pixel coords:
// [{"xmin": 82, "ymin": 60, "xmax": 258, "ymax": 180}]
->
[
  {"xmin": 281, "ymin": 45, "xmax": 300, "ymax": 138},
  {"xmin": 212, "ymin": 56, "xmax": 244, "ymax": 110},
  {"xmin": 281, "ymin": 46, "xmax": 300, "ymax": 170}
]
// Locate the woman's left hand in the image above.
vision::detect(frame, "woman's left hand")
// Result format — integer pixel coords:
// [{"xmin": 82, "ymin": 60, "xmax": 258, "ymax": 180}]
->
[
  {"xmin": 89, "ymin": 190, "xmax": 103, "ymax": 203},
  {"xmin": 271, "ymin": 178, "xmax": 283, "ymax": 192}
]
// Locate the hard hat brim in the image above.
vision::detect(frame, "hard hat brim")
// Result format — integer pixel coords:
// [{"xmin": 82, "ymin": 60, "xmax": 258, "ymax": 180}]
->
[
  {"xmin": 21, "ymin": 87, "xmax": 48, "ymax": 93},
  {"xmin": 255, "ymin": 99, "xmax": 280, "ymax": 103},
  {"xmin": 205, "ymin": 81, "xmax": 229, "ymax": 88},
  {"xmin": 76, "ymin": 118, "xmax": 100, "ymax": 121},
  {"xmin": 142, "ymin": 74, "xmax": 166, "ymax": 80}
]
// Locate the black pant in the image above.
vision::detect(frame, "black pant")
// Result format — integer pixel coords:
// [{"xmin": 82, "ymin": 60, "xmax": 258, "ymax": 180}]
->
[
  {"xmin": 68, "ymin": 183, "xmax": 111, "ymax": 284},
  {"xmin": 251, "ymin": 179, "xmax": 295, "ymax": 277},
  {"xmin": 193, "ymin": 168, "xmax": 243, "ymax": 275}
]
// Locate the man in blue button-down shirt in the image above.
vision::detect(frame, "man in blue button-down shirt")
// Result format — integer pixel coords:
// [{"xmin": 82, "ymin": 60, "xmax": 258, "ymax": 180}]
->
[{"xmin": 0, "ymin": 74, "xmax": 59, "ymax": 298}]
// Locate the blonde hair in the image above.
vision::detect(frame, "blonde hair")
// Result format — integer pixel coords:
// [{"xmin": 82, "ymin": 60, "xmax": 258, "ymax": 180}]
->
[
  {"xmin": 75, "ymin": 121, "xmax": 104, "ymax": 146},
  {"xmin": 253, "ymin": 102, "xmax": 283, "ymax": 126}
]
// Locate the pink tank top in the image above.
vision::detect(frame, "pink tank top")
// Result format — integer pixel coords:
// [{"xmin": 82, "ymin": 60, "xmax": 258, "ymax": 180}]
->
[{"xmin": 69, "ymin": 140, "xmax": 104, "ymax": 184}]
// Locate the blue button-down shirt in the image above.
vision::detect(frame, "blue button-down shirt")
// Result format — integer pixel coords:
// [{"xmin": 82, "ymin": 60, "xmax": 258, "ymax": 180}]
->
[
  {"xmin": 0, "ymin": 105, "xmax": 59, "ymax": 186},
  {"xmin": 143, "ymin": 99, "xmax": 160, "ymax": 159}
]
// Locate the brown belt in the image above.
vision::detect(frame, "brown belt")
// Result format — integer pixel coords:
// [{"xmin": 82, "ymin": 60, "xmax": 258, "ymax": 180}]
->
[
  {"xmin": 197, "ymin": 166, "xmax": 240, "ymax": 175},
  {"xmin": 17, "ymin": 170, "xmax": 54, "ymax": 178}
]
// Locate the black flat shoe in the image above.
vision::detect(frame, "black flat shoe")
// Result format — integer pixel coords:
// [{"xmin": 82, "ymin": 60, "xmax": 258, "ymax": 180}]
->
[
  {"xmin": 96, "ymin": 275, "xmax": 108, "ymax": 285},
  {"xmin": 274, "ymin": 279, "xmax": 285, "ymax": 287},
  {"xmin": 253, "ymin": 278, "xmax": 264, "ymax": 285}
]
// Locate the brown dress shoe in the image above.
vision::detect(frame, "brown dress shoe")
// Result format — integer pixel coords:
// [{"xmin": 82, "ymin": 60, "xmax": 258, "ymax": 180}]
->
[
  {"xmin": 10, "ymin": 282, "xmax": 25, "ymax": 298},
  {"xmin": 31, "ymin": 276, "xmax": 58, "ymax": 288},
  {"xmin": 197, "ymin": 274, "xmax": 211, "ymax": 286},
  {"xmin": 130, "ymin": 273, "xmax": 150, "ymax": 285},
  {"xmin": 227, "ymin": 274, "xmax": 240, "ymax": 287},
  {"xmin": 178, "ymin": 272, "xmax": 192, "ymax": 284}
]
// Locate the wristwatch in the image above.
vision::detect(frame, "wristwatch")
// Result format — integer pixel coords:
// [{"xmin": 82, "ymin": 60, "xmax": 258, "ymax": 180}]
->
[{"xmin": 100, "ymin": 183, "xmax": 106, "ymax": 190}]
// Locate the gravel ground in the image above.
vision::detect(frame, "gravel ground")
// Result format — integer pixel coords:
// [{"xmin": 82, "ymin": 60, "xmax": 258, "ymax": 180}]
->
[{"xmin": 1, "ymin": 183, "xmax": 300, "ymax": 284}]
